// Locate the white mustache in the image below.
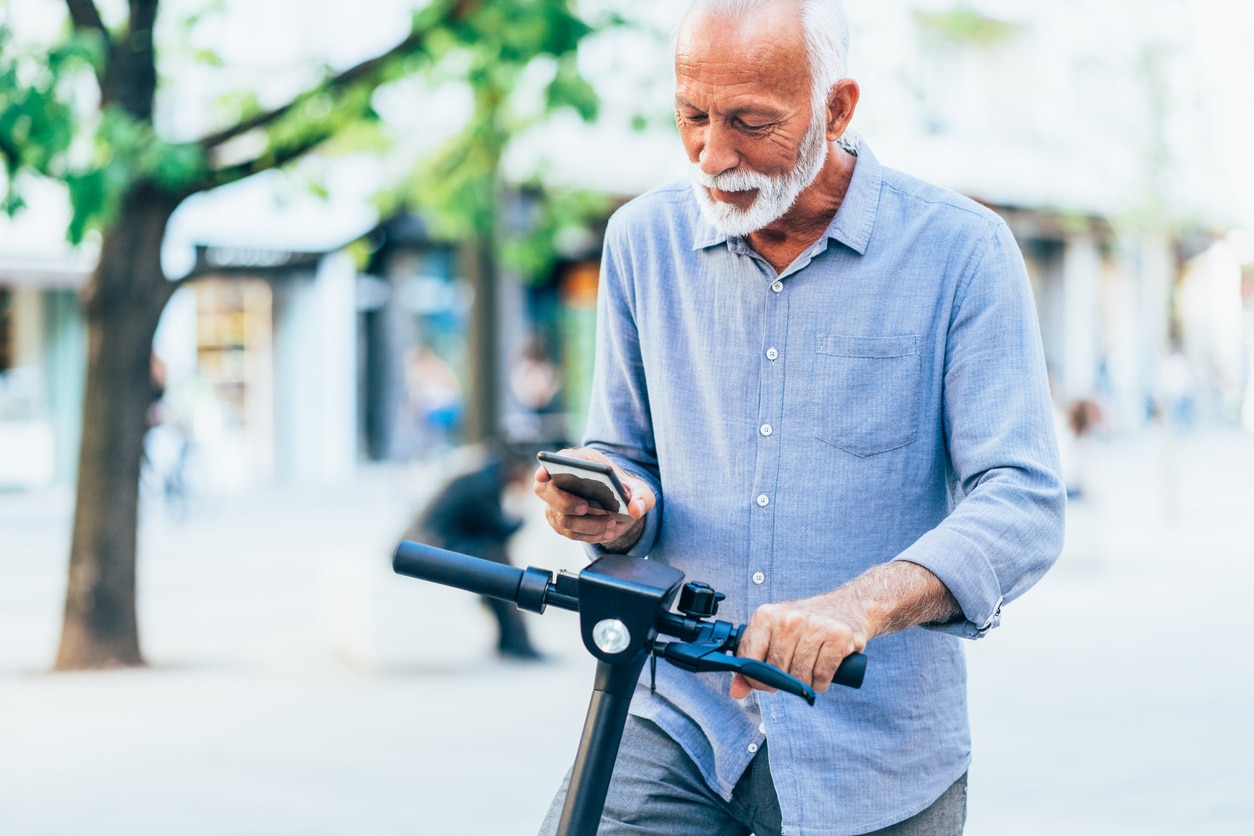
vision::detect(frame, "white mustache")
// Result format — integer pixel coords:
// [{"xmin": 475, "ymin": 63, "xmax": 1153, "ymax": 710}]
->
[{"xmin": 688, "ymin": 166, "xmax": 775, "ymax": 193}]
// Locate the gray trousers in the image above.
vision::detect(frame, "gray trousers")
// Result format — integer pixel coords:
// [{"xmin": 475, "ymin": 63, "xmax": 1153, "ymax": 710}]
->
[{"xmin": 539, "ymin": 716, "xmax": 966, "ymax": 836}]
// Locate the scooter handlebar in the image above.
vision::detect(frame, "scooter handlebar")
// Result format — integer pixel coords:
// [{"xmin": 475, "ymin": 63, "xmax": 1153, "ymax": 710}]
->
[
  {"xmin": 392, "ymin": 540, "xmax": 866, "ymax": 692},
  {"xmin": 393, "ymin": 540, "xmax": 525, "ymax": 603}
]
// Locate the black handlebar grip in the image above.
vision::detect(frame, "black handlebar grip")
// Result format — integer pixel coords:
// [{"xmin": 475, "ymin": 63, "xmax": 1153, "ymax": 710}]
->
[
  {"xmin": 832, "ymin": 652, "xmax": 867, "ymax": 689},
  {"xmin": 393, "ymin": 540, "xmax": 524, "ymax": 604}
]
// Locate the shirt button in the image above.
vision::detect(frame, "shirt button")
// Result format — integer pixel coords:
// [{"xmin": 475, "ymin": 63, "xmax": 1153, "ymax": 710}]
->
[
  {"xmin": 766, "ymin": 347, "xmax": 779, "ymax": 361},
  {"xmin": 752, "ymin": 571, "xmax": 765, "ymax": 585},
  {"xmin": 759, "ymin": 723, "xmax": 767, "ymax": 735},
  {"xmin": 759, "ymin": 424, "xmax": 773, "ymax": 437},
  {"xmin": 748, "ymin": 743, "xmax": 759, "ymax": 754},
  {"xmin": 756, "ymin": 494, "xmax": 769, "ymax": 507},
  {"xmin": 771, "ymin": 281, "xmax": 784, "ymax": 293}
]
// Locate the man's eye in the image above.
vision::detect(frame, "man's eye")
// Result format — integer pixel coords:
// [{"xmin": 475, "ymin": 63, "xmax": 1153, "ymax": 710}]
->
[{"xmin": 740, "ymin": 121, "xmax": 770, "ymax": 132}]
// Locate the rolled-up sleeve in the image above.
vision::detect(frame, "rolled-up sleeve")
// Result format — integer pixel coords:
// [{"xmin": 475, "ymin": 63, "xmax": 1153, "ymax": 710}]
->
[{"xmin": 894, "ymin": 221, "xmax": 1066, "ymax": 639}]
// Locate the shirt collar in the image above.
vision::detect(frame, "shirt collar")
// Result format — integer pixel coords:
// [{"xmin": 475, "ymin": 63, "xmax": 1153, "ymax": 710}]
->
[{"xmin": 690, "ymin": 136, "xmax": 882, "ymax": 257}]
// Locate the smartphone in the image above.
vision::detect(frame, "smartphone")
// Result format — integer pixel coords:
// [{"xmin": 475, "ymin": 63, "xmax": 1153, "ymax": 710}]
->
[{"xmin": 537, "ymin": 451, "xmax": 632, "ymax": 516}]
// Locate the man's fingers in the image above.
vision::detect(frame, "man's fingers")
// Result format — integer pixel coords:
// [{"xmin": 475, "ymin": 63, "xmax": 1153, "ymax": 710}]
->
[
  {"xmin": 810, "ymin": 644, "xmax": 840, "ymax": 693},
  {"xmin": 786, "ymin": 624, "xmax": 830, "ymax": 688},
  {"xmin": 533, "ymin": 471, "xmax": 593, "ymax": 516},
  {"xmin": 732, "ymin": 600, "xmax": 866, "ymax": 699},
  {"xmin": 731, "ymin": 609, "xmax": 777, "ymax": 698},
  {"xmin": 628, "ymin": 495, "xmax": 650, "ymax": 520},
  {"xmin": 750, "ymin": 604, "xmax": 804, "ymax": 678},
  {"xmin": 736, "ymin": 608, "xmax": 772, "ymax": 664},
  {"xmin": 544, "ymin": 506, "xmax": 617, "ymax": 543}
]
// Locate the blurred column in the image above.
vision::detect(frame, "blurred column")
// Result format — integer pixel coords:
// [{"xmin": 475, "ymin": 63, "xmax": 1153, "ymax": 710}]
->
[
  {"xmin": 314, "ymin": 252, "xmax": 358, "ymax": 480},
  {"xmin": 1138, "ymin": 234, "xmax": 1176, "ymax": 415},
  {"xmin": 42, "ymin": 289, "xmax": 86, "ymax": 484},
  {"xmin": 1063, "ymin": 232, "xmax": 1101, "ymax": 400},
  {"xmin": 1100, "ymin": 263, "xmax": 1143, "ymax": 430},
  {"xmin": 273, "ymin": 252, "xmax": 357, "ymax": 484}
]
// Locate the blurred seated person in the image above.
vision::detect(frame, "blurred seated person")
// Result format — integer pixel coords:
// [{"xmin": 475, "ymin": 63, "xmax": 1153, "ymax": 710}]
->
[{"xmin": 403, "ymin": 445, "xmax": 543, "ymax": 660}]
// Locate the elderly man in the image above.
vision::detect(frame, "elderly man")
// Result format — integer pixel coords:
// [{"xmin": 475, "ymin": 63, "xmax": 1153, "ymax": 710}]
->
[{"xmin": 534, "ymin": 0, "xmax": 1065, "ymax": 833}]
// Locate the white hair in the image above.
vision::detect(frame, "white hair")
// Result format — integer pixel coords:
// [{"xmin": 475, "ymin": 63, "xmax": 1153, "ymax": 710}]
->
[{"xmin": 680, "ymin": 0, "xmax": 851, "ymax": 103}]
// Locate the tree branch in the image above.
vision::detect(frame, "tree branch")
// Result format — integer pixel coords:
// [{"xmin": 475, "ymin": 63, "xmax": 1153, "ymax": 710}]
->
[
  {"xmin": 65, "ymin": 0, "xmax": 109, "ymax": 38},
  {"xmin": 205, "ymin": 127, "xmax": 337, "ymax": 190},
  {"xmin": 197, "ymin": 32, "xmax": 417, "ymax": 151},
  {"xmin": 198, "ymin": 0, "xmax": 481, "ymax": 152},
  {"xmin": 128, "ymin": 0, "xmax": 159, "ymax": 42}
]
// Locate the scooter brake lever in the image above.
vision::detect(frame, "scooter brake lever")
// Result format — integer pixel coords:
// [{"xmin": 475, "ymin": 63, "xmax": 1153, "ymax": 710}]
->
[{"xmin": 653, "ymin": 641, "xmax": 817, "ymax": 706}]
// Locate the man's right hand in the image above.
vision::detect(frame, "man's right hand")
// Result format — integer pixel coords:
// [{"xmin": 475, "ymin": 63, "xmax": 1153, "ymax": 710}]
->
[{"xmin": 533, "ymin": 447, "xmax": 654, "ymax": 552}]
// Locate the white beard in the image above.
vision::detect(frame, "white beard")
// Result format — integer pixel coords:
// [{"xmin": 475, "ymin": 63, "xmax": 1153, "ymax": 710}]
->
[{"xmin": 689, "ymin": 109, "xmax": 830, "ymax": 238}]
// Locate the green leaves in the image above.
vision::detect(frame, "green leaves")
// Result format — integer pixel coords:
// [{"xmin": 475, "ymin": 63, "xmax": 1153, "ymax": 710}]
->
[
  {"xmin": 499, "ymin": 185, "xmax": 610, "ymax": 283},
  {"xmin": 546, "ymin": 55, "xmax": 597, "ymax": 121},
  {"xmin": 59, "ymin": 105, "xmax": 206, "ymax": 243},
  {"xmin": 913, "ymin": 8, "xmax": 1023, "ymax": 48},
  {"xmin": 1, "ymin": 22, "xmax": 205, "ymax": 241},
  {"xmin": 400, "ymin": 0, "xmax": 605, "ymax": 278},
  {"xmin": 446, "ymin": 0, "xmax": 592, "ymax": 63},
  {"xmin": 0, "ymin": 25, "xmax": 93, "ymax": 212},
  {"xmin": 2, "ymin": 0, "xmax": 612, "ymax": 256}
]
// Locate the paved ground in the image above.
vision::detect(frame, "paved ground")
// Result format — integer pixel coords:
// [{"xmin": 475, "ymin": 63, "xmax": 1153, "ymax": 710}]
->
[{"xmin": 1, "ymin": 428, "xmax": 1253, "ymax": 835}]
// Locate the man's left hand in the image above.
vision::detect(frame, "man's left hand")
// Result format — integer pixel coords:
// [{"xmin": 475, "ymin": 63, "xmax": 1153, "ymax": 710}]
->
[
  {"xmin": 731, "ymin": 561, "xmax": 961, "ymax": 698},
  {"xmin": 731, "ymin": 591, "xmax": 870, "ymax": 698}
]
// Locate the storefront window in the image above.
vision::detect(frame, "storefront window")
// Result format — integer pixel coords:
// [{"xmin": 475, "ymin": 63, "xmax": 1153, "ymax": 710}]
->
[
  {"xmin": 190, "ymin": 277, "xmax": 275, "ymax": 486},
  {"xmin": 0, "ymin": 288, "xmax": 11, "ymax": 373}
]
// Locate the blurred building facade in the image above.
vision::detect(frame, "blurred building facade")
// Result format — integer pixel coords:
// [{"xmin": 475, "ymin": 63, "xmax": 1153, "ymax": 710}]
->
[
  {"xmin": 0, "ymin": 180, "xmax": 92, "ymax": 490},
  {"xmin": 840, "ymin": 0, "xmax": 1254, "ymax": 433},
  {"xmin": 0, "ymin": 186, "xmax": 584, "ymax": 492},
  {"xmin": 4, "ymin": 0, "xmax": 1254, "ymax": 492}
]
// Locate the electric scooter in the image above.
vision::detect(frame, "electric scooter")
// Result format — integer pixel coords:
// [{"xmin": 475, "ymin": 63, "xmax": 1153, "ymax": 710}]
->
[{"xmin": 393, "ymin": 540, "xmax": 867, "ymax": 836}]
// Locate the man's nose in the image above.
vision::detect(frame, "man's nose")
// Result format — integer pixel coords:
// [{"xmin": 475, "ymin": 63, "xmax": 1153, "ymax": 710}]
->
[{"xmin": 698, "ymin": 120, "xmax": 740, "ymax": 177}]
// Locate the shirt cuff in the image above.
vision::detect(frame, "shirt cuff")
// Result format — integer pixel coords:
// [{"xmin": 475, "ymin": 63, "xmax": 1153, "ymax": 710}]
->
[
  {"xmin": 581, "ymin": 497, "xmax": 661, "ymax": 562},
  {"xmin": 893, "ymin": 526, "xmax": 1004, "ymax": 640}
]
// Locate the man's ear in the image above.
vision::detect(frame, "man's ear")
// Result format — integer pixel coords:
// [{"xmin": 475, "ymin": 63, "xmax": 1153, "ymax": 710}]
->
[{"xmin": 826, "ymin": 78, "xmax": 860, "ymax": 141}]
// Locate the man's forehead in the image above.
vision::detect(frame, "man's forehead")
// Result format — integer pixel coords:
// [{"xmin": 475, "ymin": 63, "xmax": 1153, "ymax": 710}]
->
[
  {"xmin": 676, "ymin": 2, "xmax": 806, "ymax": 71},
  {"xmin": 674, "ymin": 14, "xmax": 809, "ymax": 100}
]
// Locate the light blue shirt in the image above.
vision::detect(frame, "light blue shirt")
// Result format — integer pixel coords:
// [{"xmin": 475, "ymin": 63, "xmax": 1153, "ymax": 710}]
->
[{"xmin": 582, "ymin": 141, "xmax": 1066, "ymax": 835}]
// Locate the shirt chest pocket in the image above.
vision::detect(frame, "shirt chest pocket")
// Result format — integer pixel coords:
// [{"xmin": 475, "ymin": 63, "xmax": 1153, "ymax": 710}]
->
[{"xmin": 809, "ymin": 334, "xmax": 922, "ymax": 457}]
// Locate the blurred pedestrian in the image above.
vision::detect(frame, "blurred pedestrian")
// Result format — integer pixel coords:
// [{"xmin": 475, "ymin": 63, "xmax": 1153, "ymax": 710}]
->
[
  {"xmin": 1061, "ymin": 397, "xmax": 1103, "ymax": 499},
  {"xmin": 143, "ymin": 352, "xmax": 192, "ymax": 520},
  {"xmin": 508, "ymin": 333, "xmax": 563, "ymax": 442},
  {"xmin": 403, "ymin": 447, "xmax": 543, "ymax": 661},
  {"xmin": 403, "ymin": 344, "xmax": 463, "ymax": 455},
  {"xmin": 1156, "ymin": 342, "xmax": 1195, "ymax": 431}
]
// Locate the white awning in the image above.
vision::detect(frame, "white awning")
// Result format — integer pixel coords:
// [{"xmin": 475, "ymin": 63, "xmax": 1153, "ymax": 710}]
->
[{"xmin": 163, "ymin": 158, "xmax": 383, "ymax": 278}]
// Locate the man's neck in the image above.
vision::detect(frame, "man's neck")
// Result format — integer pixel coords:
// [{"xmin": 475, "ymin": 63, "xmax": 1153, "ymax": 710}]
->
[{"xmin": 747, "ymin": 146, "xmax": 857, "ymax": 274}]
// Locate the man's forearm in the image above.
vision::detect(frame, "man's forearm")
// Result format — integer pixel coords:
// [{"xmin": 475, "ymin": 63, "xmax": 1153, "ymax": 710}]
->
[{"xmin": 835, "ymin": 560, "xmax": 961, "ymax": 639}]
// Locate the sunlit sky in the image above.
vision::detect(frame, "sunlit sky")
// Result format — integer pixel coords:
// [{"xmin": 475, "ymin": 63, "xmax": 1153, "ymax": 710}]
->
[{"xmin": 1185, "ymin": 0, "xmax": 1254, "ymax": 229}]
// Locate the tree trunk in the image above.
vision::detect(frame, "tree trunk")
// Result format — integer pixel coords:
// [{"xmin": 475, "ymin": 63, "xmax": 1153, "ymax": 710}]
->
[
  {"xmin": 463, "ymin": 234, "xmax": 500, "ymax": 445},
  {"xmin": 54, "ymin": 183, "xmax": 181, "ymax": 671}
]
